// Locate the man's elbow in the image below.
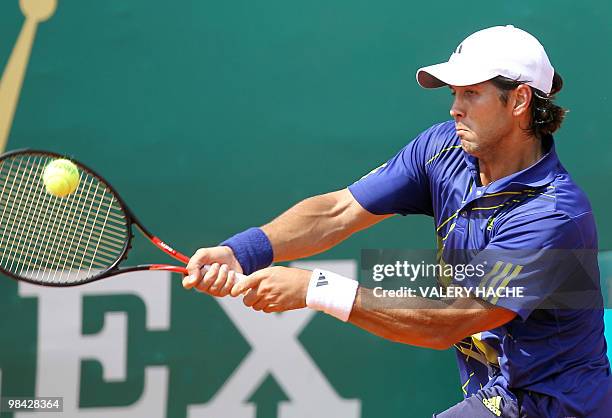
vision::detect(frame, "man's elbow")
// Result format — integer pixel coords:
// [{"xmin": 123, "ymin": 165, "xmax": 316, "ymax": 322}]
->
[
  {"xmin": 428, "ymin": 337, "xmax": 455, "ymax": 350},
  {"xmin": 423, "ymin": 308, "xmax": 518, "ymax": 350},
  {"xmin": 429, "ymin": 323, "xmax": 471, "ymax": 349},
  {"xmin": 421, "ymin": 332, "xmax": 458, "ymax": 350},
  {"xmin": 387, "ymin": 328, "xmax": 458, "ymax": 350}
]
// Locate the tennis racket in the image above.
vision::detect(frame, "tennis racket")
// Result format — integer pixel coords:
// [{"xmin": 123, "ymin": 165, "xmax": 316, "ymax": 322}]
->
[{"xmin": 0, "ymin": 149, "xmax": 245, "ymax": 287}]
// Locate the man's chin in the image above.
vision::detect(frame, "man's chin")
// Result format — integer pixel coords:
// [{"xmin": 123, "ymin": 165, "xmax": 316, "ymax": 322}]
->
[{"xmin": 459, "ymin": 137, "xmax": 480, "ymax": 156}]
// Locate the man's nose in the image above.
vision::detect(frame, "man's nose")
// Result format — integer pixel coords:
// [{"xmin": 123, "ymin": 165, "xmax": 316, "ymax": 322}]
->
[{"xmin": 450, "ymin": 99, "xmax": 464, "ymax": 119}]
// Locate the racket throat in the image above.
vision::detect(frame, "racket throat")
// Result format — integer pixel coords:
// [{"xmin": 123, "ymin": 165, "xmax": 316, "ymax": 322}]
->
[
  {"xmin": 148, "ymin": 264, "xmax": 188, "ymax": 274},
  {"xmin": 151, "ymin": 236, "xmax": 190, "ymax": 264}
]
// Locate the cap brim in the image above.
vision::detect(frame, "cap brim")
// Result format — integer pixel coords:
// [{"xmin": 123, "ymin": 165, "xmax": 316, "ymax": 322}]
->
[{"xmin": 416, "ymin": 61, "xmax": 498, "ymax": 89}]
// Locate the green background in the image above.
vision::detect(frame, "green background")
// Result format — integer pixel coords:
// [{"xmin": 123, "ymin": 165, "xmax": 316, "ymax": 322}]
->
[{"xmin": 0, "ymin": 1, "xmax": 610, "ymax": 416}]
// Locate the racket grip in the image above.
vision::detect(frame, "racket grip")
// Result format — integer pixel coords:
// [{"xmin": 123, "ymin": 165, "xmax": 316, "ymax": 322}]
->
[{"xmin": 200, "ymin": 264, "xmax": 247, "ymax": 282}]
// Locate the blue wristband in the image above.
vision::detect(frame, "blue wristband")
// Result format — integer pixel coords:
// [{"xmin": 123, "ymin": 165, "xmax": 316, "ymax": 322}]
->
[{"xmin": 220, "ymin": 227, "xmax": 273, "ymax": 275}]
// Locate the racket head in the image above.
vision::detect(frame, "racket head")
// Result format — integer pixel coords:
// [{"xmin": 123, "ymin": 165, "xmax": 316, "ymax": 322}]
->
[{"xmin": 0, "ymin": 149, "xmax": 134, "ymax": 286}]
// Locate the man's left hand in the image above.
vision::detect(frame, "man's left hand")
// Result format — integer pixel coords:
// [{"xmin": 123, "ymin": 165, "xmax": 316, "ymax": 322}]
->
[{"xmin": 230, "ymin": 266, "xmax": 311, "ymax": 313}]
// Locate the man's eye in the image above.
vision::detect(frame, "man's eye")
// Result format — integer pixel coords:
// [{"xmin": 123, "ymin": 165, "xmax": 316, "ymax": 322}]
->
[{"xmin": 465, "ymin": 90, "xmax": 476, "ymax": 95}]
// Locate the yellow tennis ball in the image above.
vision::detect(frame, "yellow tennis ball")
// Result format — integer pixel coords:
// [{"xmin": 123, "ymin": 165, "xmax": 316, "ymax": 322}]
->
[{"xmin": 42, "ymin": 159, "xmax": 80, "ymax": 197}]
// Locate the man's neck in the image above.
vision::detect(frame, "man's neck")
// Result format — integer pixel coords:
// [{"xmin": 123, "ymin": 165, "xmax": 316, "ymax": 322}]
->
[{"xmin": 478, "ymin": 134, "xmax": 544, "ymax": 186}]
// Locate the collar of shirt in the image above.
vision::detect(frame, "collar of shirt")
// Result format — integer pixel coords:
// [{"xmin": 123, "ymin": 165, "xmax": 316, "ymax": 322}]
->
[{"xmin": 462, "ymin": 136, "xmax": 559, "ymax": 200}]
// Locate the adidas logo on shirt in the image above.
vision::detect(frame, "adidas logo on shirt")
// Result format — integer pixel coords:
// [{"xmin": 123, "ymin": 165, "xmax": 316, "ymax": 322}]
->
[
  {"xmin": 482, "ymin": 395, "xmax": 502, "ymax": 416},
  {"xmin": 316, "ymin": 272, "xmax": 328, "ymax": 287}
]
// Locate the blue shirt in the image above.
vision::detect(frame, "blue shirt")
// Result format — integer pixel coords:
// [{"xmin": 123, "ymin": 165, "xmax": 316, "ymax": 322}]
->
[{"xmin": 349, "ymin": 120, "xmax": 612, "ymax": 417}]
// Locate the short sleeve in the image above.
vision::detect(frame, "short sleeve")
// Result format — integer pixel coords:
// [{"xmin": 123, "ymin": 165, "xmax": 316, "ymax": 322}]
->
[
  {"xmin": 348, "ymin": 129, "xmax": 434, "ymax": 216},
  {"xmin": 451, "ymin": 212, "xmax": 600, "ymax": 321}
]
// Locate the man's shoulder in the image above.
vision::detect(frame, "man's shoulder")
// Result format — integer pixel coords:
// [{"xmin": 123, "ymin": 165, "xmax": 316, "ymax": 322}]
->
[
  {"xmin": 549, "ymin": 171, "xmax": 594, "ymax": 220},
  {"xmin": 406, "ymin": 120, "xmax": 462, "ymax": 169},
  {"xmin": 493, "ymin": 174, "xmax": 597, "ymax": 249},
  {"xmin": 549, "ymin": 172, "xmax": 597, "ymax": 247},
  {"xmin": 422, "ymin": 120, "xmax": 457, "ymax": 136},
  {"xmin": 416, "ymin": 120, "xmax": 458, "ymax": 148}
]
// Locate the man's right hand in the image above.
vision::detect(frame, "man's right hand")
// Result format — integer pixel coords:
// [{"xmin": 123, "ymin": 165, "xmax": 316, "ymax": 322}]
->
[{"xmin": 182, "ymin": 246, "xmax": 244, "ymax": 297}]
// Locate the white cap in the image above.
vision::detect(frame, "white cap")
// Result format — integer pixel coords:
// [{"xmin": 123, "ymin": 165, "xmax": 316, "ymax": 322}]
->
[{"xmin": 416, "ymin": 25, "xmax": 555, "ymax": 94}]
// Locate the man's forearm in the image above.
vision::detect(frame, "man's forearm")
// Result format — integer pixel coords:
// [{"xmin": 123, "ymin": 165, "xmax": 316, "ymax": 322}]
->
[
  {"xmin": 348, "ymin": 288, "xmax": 461, "ymax": 349},
  {"xmin": 348, "ymin": 287, "xmax": 516, "ymax": 350},
  {"xmin": 261, "ymin": 189, "xmax": 389, "ymax": 262}
]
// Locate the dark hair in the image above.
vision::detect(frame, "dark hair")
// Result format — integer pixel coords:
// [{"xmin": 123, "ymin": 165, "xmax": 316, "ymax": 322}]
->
[{"xmin": 489, "ymin": 73, "xmax": 567, "ymax": 138}]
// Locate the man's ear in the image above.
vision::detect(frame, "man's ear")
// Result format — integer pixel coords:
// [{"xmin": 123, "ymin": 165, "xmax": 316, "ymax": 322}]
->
[{"xmin": 512, "ymin": 84, "xmax": 532, "ymax": 117}]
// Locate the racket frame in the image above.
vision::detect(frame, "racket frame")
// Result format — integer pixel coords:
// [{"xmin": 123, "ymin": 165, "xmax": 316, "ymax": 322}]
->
[{"xmin": 0, "ymin": 149, "xmax": 192, "ymax": 287}]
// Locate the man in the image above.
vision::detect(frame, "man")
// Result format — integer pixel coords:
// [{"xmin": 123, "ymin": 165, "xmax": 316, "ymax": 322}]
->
[{"xmin": 183, "ymin": 26, "xmax": 611, "ymax": 417}]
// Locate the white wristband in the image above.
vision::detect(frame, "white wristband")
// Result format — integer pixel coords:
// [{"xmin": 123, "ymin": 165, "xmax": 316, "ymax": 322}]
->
[{"xmin": 306, "ymin": 269, "xmax": 359, "ymax": 322}]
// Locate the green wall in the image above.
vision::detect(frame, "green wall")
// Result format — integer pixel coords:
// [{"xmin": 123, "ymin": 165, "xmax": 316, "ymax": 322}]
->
[{"xmin": 0, "ymin": 1, "xmax": 610, "ymax": 416}]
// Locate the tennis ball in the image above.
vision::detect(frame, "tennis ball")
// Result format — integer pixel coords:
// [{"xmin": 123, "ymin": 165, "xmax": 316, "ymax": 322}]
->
[{"xmin": 42, "ymin": 159, "xmax": 80, "ymax": 197}]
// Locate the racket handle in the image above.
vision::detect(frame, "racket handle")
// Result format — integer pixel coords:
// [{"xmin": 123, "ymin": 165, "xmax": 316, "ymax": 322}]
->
[{"xmin": 200, "ymin": 264, "xmax": 247, "ymax": 282}]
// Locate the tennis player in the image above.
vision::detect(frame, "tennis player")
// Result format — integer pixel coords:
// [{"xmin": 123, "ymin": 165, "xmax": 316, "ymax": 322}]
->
[{"xmin": 184, "ymin": 26, "xmax": 611, "ymax": 417}]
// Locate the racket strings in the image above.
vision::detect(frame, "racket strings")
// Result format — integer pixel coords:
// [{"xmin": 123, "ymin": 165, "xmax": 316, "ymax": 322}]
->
[
  {"xmin": 0, "ymin": 164, "xmax": 127, "ymax": 225},
  {"xmin": 0, "ymin": 159, "xmax": 123, "ymax": 282},
  {"xmin": 0, "ymin": 153, "xmax": 129, "ymax": 284},
  {"xmin": 0, "ymin": 162, "xmax": 106, "ymax": 270},
  {"xmin": 0, "ymin": 158, "xmax": 102, "ymax": 279},
  {"xmin": 0, "ymin": 176, "xmax": 127, "ymax": 245}
]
